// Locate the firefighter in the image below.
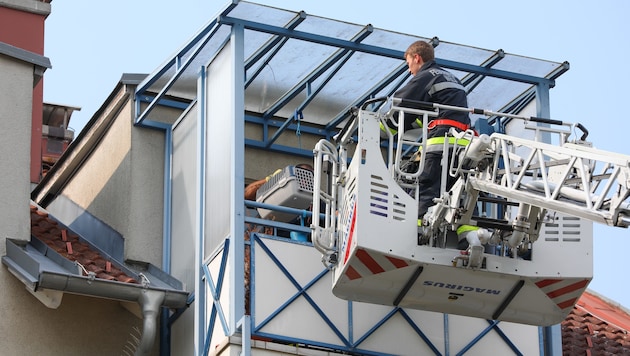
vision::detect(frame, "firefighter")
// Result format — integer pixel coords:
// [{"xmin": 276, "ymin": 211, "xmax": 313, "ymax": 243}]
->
[{"xmin": 392, "ymin": 40, "xmax": 479, "ymax": 246}]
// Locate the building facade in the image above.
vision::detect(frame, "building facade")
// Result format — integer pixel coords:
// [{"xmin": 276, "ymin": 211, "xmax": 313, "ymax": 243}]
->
[{"xmin": 6, "ymin": 1, "xmax": 620, "ymax": 356}]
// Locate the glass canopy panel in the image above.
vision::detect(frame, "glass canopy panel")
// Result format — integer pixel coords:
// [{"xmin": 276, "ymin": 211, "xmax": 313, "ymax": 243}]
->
[
  {"xmin": 434, "ymin": 41, "xmax": 500, "ymax": 67},
  {"xmin": 292, "ymin": 14, "xmax": 366, "ymax": 40},
  {"xmin": 468, "ymin": 77, "xmax": 533, "ymax": 111},
  {"xmin": 244, "ymin": 37, "xmax": 340, "ymax": 116},
  {"xmin": 137, "ymin": 1, "xmax": 567, "ymax": 129},
  {"xmin": 360, "ymin": 29, "xmax": 428, "ymax": 56},
  {"xmin": 229, "ymin": 1, "xmax": 302, "ymax": 28},
  {"xmin": 146, "ymin": 25, "xmax": 233, "ymax": 100},
  {"xmin": 492, "ymin": 54, "xmax": 563, "ymax": 79},
  {"xmin": 300, "ymin": 53, "xmax": 405, "ymax": 125}
]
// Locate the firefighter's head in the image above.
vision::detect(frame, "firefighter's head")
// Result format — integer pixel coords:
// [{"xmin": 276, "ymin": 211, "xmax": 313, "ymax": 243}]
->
[{"xmin": 404, "ymin": 41, "xmax": 434, "ymax": 76}]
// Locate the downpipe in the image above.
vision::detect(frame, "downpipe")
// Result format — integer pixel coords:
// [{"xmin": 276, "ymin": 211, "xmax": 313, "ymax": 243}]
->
[{"xmin": 136, "ymin": 289, "xmax": 166, "ymax": 356}]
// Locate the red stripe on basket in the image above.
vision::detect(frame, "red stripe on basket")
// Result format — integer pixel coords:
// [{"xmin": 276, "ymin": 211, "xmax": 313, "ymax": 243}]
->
[
  {"xmin": 535, "ymin": 279, "xmax": 563, "ymax": 288},
  {"xmin": 356, "ymin": 249, "xmax": 385, "ymax": 275},
  {"xmin": 386, "ymin": 255, "xmax": 409, "ymax": 269},
  {"xmin": 346, "ymin": 265, "xmax": 361, "ymax": 280},
  {"xmin": 546, "ymin": 279, "xmax": 589, "ymax": 299},
  {"xmin": 343, "ymin": 203, "xmax": 358, "ymax": 264},
  {"xmin": 557, "ymin": 297, "xmax": 579, "ymax": 310}
]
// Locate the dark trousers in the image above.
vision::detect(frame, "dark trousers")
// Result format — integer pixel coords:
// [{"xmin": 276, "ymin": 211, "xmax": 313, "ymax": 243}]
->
[{"xmin": 417, "ymin": 151, "xmax": 458, "ymax": 218}]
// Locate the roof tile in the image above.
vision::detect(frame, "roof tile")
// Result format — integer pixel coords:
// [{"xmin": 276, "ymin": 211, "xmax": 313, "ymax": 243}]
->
[
  {"xmin": 562, "ymin": 290, "xmax": 630, "ymax": 355},
  {"xmin": 29, "ymin": 204, "xmax": 138, "ymax": 284}
]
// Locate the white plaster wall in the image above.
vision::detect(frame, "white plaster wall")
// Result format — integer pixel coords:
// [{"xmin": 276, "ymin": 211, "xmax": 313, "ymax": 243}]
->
[
  {"xmin": 171, "ymin": 103, "xmax": 198, "ymax": 292},
  {"xmin": 169, "ymin": 103, "xmax": 198, "ymax": 356}
]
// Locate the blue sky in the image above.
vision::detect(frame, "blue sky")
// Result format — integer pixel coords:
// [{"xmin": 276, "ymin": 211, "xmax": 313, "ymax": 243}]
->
[{"xmin": 44, "ymin": 1, "xmax": 630, "ymax": 309}]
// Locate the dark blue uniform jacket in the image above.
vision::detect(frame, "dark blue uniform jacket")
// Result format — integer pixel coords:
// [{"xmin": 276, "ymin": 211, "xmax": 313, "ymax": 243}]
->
[{"xmin": 393, "ymin": 60, "xmax": 470, "ymax": 139}]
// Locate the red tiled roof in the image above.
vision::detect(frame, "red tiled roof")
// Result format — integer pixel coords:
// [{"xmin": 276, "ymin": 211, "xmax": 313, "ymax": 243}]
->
[
  {"xmin": 30, "ymin": 204, "xmax": 138, "ymax": 284},
  {"xmin": 562, "ymin": 290, "xmax": 630, "ymax": 355}
]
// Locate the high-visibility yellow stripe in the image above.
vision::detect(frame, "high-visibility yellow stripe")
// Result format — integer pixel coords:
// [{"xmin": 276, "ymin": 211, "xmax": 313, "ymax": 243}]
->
[
  {"xmin": 380, "ymin": 122, "xmax": 397, "ymax": 135},
  {"xmin": 427, "ymin": 137, "xmax": 470, "ymax": 146},
  {"xmin": 456, "ymin": 224, "xmax": 479, "ymax": 235},
  {"xmin": 418, "ymin": 136, "xmax": 470, "ymax": 152}
]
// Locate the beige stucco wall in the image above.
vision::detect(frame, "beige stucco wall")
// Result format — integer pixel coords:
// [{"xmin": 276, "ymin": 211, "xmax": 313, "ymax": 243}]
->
[
  {"xmin": 0, "ymin": 273, "xmax": 146, "ymax": 356},
  {"xmin": 128, "ymin": 103, "xmax": 184, "ymax": 264},
  {"xmin": 0, "ymin": 55, "xmax": 32, "ymax": 242},
  {"xmin": 62, "ymin": 99, "xmax": 134, "ymax": 237},
  {"xmin": 244, "ymin": 121, "xmax": 321, "ymax": 182},
  {"xmin": 0, "ymin": 56, "xmax": 150, "ymax": 356},
  {"xmin": 58, "ymin": 95, "xmax": 183, "ymax": 267}
]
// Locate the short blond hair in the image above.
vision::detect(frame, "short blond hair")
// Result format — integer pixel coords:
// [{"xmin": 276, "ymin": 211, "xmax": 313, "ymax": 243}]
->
[{"xmin": 404, "ymin": 41, "xmax": 435, "ymax": 62}]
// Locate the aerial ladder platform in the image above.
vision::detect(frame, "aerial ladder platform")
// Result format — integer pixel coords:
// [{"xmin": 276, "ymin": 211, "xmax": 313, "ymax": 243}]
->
[{"xmin": 310, "ymin": 98, "xmax": 630, "ymax": 326}]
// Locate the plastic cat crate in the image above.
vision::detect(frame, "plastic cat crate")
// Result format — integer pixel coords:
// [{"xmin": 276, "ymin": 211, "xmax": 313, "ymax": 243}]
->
[{"xmin": 256, "ymin": 165, "xmax": 314, "ymax": 222}]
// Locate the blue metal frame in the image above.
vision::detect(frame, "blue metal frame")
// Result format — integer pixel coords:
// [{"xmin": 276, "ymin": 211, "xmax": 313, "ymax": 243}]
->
[
  {"xmin": 230, "ymin": 22, "xmax": 247, "ymax": 338},
  {"xmin": 134, "ymin": 88, "xmax": 199, "ymax": 356},
  {"xmin": 534, "ymin": 82, "xmax": 563, "ymax": 356},
  {"xmin": 244, "ymin": 11, "xmax": 307, "ymax": 87},
  {"xmin": 135, "ymin": 4, "xmax": 567, "ymax": 154},
  {"xmin": 202, "ymin": 240, "xmax": 231, "ymax": 354},
  {"xmin": 454, "ymin": 320, "xmax": 523, "ymax": 356},
  {"xmin": 134, "ymin": 0, "xmax": 239, "ymax": 125},
  {"xmin": 244, "ymin": 113, "xmax": 324, "ymax": 157},
  {"xmin": 240, "ymin": 228, "xmax": 527, "ymax": 356},
  {"xmin": 195, "ymin": 63, "xmax": 209, "ymax": 356},
  {"xmin": 218, "ymin": 15, "xmax": 557, "ymax": 87}
]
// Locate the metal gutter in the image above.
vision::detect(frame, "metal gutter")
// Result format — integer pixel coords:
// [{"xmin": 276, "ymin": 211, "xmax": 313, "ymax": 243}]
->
[
  {"xmin": 2, "ymin": 238, "xmax": 188, "ymax": 356},
  {"xmin": 37, "ymin": 271, "xmax": 186, "ymax": 308}
]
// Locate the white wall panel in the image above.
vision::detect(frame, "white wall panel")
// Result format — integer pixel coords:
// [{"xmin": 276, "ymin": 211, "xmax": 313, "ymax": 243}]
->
[{"xmin": 204, "ymin": 43, "xmax": 235, "ymax": 253}]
